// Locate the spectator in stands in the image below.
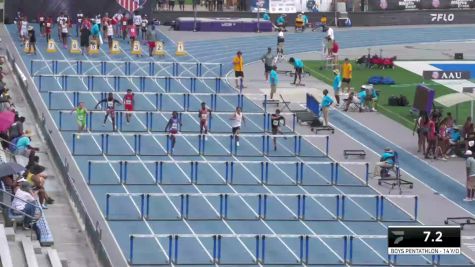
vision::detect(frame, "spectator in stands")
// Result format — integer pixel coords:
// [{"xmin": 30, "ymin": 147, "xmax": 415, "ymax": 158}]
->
[
  {"xmin": 262, "ymin": 12, "xmax": 270, "ymax": 21},
  {"xmin": 12, "ymin": 182, "xmax": 39, "ymax": 229},
  {"xmin": 373, "ymin": 148, "xmax": 394, "ymax": 178},
  {"xmin": 321, "ymin": 89, "xmax": 334, "ymax": 126},
  {"xmin": 13, "ymin": 130, "xmax": 39, "ymax": 158},
  {"xmin": 332, "ymin": 69, "xmax": 341, "ymax": 106},
  {"xmin": 1, "ymin": 175, "xmax": 19, "ymax": 194},
  {"xmin": 261, "ymin": 47, "xmax": 275, "ymax": 81},
  {"xmin": 288, "ymin": 57, "xmax": 304, "ymax": 86},
  {"xmin": 425, "ymin": 113, "xmax": 437, "ymax": 159},
  {"xmin": 9, "ymin": 116, "xmax": 25, "ymax": 140},
  {"xmin": 232, "ymin": 51, "xmax": 245, "ymax": 89},
  {"xmin": 341, "ymin": 58, "xmax": 352, "ymax": 93},
  {"xmin": 25, "ymin": 155, "xmax": 39, "ymax": 171},
  {"xmin": 25, "ymin": 164, "xmax": 53, "ymax": 209},
  {"xmin": 465, "ymin": 150, "xmax": 475, "ymax": 201}
]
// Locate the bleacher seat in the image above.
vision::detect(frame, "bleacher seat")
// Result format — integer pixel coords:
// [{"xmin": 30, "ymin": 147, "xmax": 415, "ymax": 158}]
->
[{"xmin": 34, "ymin": 210, "xmax": 54, "ymax": 246}]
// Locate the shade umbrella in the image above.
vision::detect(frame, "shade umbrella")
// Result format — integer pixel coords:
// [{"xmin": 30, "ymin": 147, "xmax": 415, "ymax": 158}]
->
[
  {"xmin": 0, "ymin": 111, "xmax": 15, "ymax": 133},
  {"xmin": 0, "ymin": 162, "xmax": 25, "ymax": 177}
]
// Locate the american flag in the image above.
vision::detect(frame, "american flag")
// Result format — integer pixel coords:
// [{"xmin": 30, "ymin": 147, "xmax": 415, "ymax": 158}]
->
[{"xmin": 116, "ymin": 0, "xmax": 142, "ymax": 12}]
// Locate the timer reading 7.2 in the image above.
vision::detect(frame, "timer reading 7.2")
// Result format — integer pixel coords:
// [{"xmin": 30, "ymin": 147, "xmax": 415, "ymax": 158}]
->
[{"xmin": 423, "ymin": 231, "xmax": 443, "ymax": 242}]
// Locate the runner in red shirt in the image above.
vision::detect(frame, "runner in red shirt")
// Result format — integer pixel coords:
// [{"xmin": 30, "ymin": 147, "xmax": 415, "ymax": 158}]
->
[
  {"xmin": 198, "ymin": 102, "xmax": 212, "ymax": 140},
  {"xmin": 123, "ymin": 89, "xmax": 135, "ymax": 124}
]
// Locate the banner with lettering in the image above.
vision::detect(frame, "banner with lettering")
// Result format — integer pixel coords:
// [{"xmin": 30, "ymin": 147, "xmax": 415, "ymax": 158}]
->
[{"xmin": 367, "ymin": 0, "xmax": 474, "ymax": 10}]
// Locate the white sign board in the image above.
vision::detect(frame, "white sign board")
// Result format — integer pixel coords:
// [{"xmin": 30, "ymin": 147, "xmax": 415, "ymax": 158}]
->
[{"xmin": 269, "ymin": 0, "xmax": 297, "ymax": 13}]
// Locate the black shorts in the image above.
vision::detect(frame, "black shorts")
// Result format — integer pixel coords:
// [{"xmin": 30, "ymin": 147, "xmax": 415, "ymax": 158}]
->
[
  {"xmin": 271, "ymin": 127, "xmax": 279, "ymax": 135},
  {"xmin": 342, "ymin": 78, "xmax": 351, "ymax": 84},
  {"xmin": 265, "ymin": 65, "xmax": 273, "ymax": 73},
  {"xmin": 61, "ymin": 32, "xmax": 68, "ymax": 38},
  {"xmin": 235, "ymin": 71, "xmax": 244, "ymax": 78},
  {"xmin": 232, "ymin": 127, "xmax": 240, "ymax": 134},
  {"xmin": 295, "ymin": 67, "xmax": 302, "ymax": 74},
  {"xmin": 103, "ymin": 25, "xmax": 107, "ymax": 31},
  {"xmin": 80, "ymin": 40, "xmax": 89, "ymax": 47}
]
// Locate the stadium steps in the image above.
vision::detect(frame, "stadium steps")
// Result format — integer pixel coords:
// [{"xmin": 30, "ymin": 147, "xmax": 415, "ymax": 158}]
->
[{"xmin": 0, "ymin": 222, "xmax": 64, "ymax": 267}]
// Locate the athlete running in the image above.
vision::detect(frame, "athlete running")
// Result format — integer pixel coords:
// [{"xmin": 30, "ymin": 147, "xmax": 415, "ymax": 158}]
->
[
  {"xmin": 123, "ymin": 89, "xmax": 135, "ymax": 124},
  {"xmin": 270, "ymin": 109, "xmax": 287, "ymax": 151},
  {"xmin": 71, "ymin": 102, "xmax": 88, "ymax": 139},
  {"xmin": 164, "ymin": 111, "xmax": 182, "ymax": 154},
  {"xmin": 230, "ymin": 107, "xmax": 245, "ymax": 147},
  {"xmin": 198, "ymin": 102, "xmax": 212, "ymax": 140},
  {"xmin": 94, "ymin": 92, "xmax": 122, "ymax": 132}
]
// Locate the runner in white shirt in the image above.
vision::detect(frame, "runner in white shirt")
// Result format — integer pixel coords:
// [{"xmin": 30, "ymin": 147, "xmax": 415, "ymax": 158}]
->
[
  {"xmin": 327, "ymin": 27, "xmax": 334, "ymax": 40},
  {"xmin": 56, "ymin": 13, "xmax": 66, "ymax": 39},
  {"xmin": 61, "ymin": 21, "xmax": 69, "ymax": 48},
  {"xmin": 133, "ymin": 13, "xmax": 142, "ymax": 36},
  {"xmin": 107, "ymin": 22, "xmax": 114, "ymax": 49},
  {"xmin": 229, "ymin": 106, "xmax": 245, "ymax": 147},
  {"xmin": 20, "ymin": 18, "xmax": 28, "ymax": 44}
]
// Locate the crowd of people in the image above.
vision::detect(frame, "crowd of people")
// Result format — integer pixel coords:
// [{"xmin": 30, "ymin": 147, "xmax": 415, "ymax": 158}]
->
[
  {"xmin": 16, "ymin": 11, "xmax": 161, "ymax": 56},
  {"xmin": 414, "ymin": 111, "xmax": 470, "ymax": 160},
  {"xmin": 0, "ymin": 60, "xmax": 54, "ymax": 229}
]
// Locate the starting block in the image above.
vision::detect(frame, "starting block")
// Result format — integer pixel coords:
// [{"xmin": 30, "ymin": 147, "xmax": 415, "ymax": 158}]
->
[
  {"xmin": 153, "ymin": 41, "xmax": 165, "ymax": 56},
  {"xmin": 46, "ymin": 39, "xmax": 57, "ymax": 53},
  {"xmin": 263, "ymin": 99, "xmax": 280, "ymax": 106},
  {"xmin": 70, "ymin": 39, "xmax": 81, "ymax": 54},
  {"xmin": 111, "ymin": 40, "xmax": 120, "ymax": 55},
  {"xmin": 175, "ymin": 41, "xmax": 187, "ymax": 56},
  {"xmin": 131, "ymin": 40, "xmax": 142, "ymax": 55},
  {"xmin": 89, "ymin": 40, "xmax": 99, "ymax": 55},
  {"xmin": 24, "ymin": 41, "xmax": 32, "ymax": 53}
]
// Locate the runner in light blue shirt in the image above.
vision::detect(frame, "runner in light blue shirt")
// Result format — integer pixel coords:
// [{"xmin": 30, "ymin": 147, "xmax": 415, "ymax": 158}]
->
[{"xmin": 269, "ymin": 66, "xmax": 279, "ymax": 99}]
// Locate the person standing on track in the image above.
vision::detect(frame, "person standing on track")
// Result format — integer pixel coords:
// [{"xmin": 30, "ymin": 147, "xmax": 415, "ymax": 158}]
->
[
  {"xmin": 232, "ymin": 51, "xmax": 245, "ymax": 89},
  {"xmin": 165, "ymin": 111, "xmax": 182, "ymax": 154},
  {"xmin": 20, "ymin": 17, "xmax": 29, "ymax": 45},
  {"xmin": 271, "ymin": 109, "xmax": 286, "ymax": 151},
  {"xmin": 276, "ymin": 29, "xmax": 285, "ymax": 59},
  {"xmin": 321, "ymin": 89, "xmax": 334, "ymax": 126},
  {"xmin": 269, "ymin": 65, "xmax": 278, "ymax": 100},
  {"xmin": 27, "ymin": 26, "xmax": 37, "ymax": 55},
  {"xmin": 332, "ymin": 69, "xmax": 341, "ymax": 106},
  {"xmin": 288, "ymin": 57, "xmax": 304, "ymax": 86},
  {"xmin": 341, "ymin": 58, "xmax": 352, "ymax": 93},
  {"xmin": 261, "ymin": 47, "xmax": 275, "ymax": 81},
  {"xmin": 133, "ymin": 11, "xmax": 142, "ymax": 37},
  {"xmin": 121, "ymin": 13, "xmax": 128, "ymax": 40},
  {"xmin": 60, "ymin": 20, "xmax": 69, "ymax": 49},
  {"xmin": 80, "ymin": 22, "xmax": 91, "ymax": 55},
  {"xmin": 76, "ymin": 10, "xmax": 84, "ymax": 37},
  {"xmin": 94, "ymin": 92, "xmax": 122, "ymax": 132},
  {"xmin": 56, "ymin": 12, "xmax": 66, "ymax": 40},
  {"xmin": 71, "ymin": 102, "xmax": 88, "ymax": 139},
  {"xmin": 141, "ymin": 15, "xmax": 149, "ymax": 40},
  {"xmin": 129, "ymin": 23, "xmax": 137, "ymax": 49},
  {"xmin": 123, "ymin": 89, "xmax": 135, "ymax": 124},
  {"xmin": 113, "ymin": 12, "xmax": 123, "ymax": 38},
  {"xmin": 45, "ymin": 17, "xmax": 53, "ymax": 41},
  {"xmin": 199, "ymin": 102, "xmax": 212, "ymax": 140},
  {"xmin": 38, "ymin": 14, "xmax": 46, "ymax": 36},
  {"xmin": 106, "ymin": 20, "xmax": 114, "ymax": 50},
  {"xmin": 230, "ymin": 107, "xmax": 245, "ymax": 147}
]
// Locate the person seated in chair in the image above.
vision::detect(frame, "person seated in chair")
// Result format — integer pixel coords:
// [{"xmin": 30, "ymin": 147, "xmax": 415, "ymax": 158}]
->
[
  {"xmin": 343, "ymin": 91, "xmax": 360, "ymax": 112},
  {"xmin": 373, "ymin": 147, "xmax": 395, "ymax": 178},
  {"xmin": 358, "ymin": 85, "xmax": 377, "ymax": 112}
]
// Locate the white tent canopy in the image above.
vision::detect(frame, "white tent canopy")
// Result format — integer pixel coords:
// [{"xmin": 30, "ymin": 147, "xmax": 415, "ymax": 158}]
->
[{"xmin": 435, "ymin": 92, "xmax": 475, "ymax": 119}]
